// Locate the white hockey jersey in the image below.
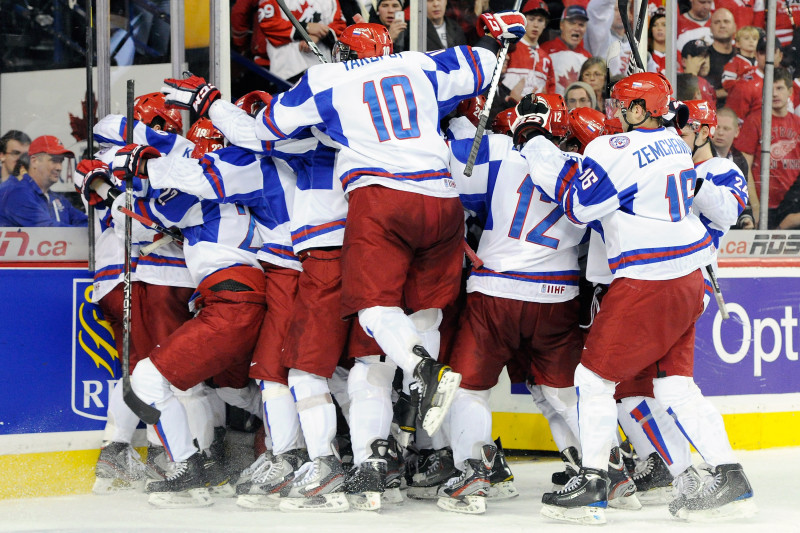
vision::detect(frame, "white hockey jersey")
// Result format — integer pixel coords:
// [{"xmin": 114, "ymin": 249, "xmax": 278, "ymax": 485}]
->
[
  {"xmin": 146, "ymin": 144, "xmax": 300, "ymax": 271},
  {"xmin": 448, "ymin": 117, "xmax": 587, "ymax": 302},
  {"xmin": 692, "ymin": 157, "xmax": 748, "ymax": 248},
  {"xmin": 521, "ymin": 128, "xmax": 715, "ymax": 280},
  {"xmin": 252, "ymin": 45, "xmax": 497, "ymax": 197}
]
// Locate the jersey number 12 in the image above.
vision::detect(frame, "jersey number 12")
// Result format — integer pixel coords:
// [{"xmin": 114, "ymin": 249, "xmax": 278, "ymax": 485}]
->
[{"xmin": 363, "ymin": 76, "xmax": 420, "ymax": 142}]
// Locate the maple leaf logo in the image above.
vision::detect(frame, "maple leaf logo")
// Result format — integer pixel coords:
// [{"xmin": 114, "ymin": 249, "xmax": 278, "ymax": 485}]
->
[
  {"xmin": 68, "ymin": 92, "xmax": 98, "ymax": 143},
  {"xmin": 557, "ymin": 66, "xmax": 580, "ymax": 92}
]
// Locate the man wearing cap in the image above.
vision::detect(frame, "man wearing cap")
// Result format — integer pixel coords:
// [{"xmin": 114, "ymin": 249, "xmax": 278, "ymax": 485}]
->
[
  {"xmin": 677, "ymin": 0, "xmax": 713, "ymax": 51},
  {"xmin": 681, "ymin": 39, "xmax": 716, "ymax": 109},
  {"xmin": 0, "ymin": 135, "xmax": 87, "ymax": 227},
  {"xmin": 502, "ymin": 0, "xmax": 554, "ymax": 99},
  {"xmin": 541, "ymin": 4, "xmax": 591, "ymax": 96}
]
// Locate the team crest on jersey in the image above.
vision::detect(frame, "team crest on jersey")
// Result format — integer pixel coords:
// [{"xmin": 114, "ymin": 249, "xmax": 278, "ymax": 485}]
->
[
  {"xmin": 609, "ymin": 136, "xmax": 630, "ymax": 149},
  {"xmin": 72, "ymin": 279, "xmax": 120, "ymax": 421}
]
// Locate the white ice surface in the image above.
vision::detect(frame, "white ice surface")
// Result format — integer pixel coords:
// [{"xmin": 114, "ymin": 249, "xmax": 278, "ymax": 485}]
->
[{"xmin": 1, "ymin": 447, "xmax": 798, "ymax": 532}]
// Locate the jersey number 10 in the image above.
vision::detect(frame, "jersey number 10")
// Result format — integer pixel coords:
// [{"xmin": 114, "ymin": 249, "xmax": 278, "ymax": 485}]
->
[{"xmin": 363, "ymin": 76, "xmax": 421, "ymax": 142}]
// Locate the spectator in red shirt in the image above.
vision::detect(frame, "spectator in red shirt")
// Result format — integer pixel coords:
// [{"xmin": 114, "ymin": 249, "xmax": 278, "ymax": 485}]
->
[
  {"xmin": 501, "ymin": 0, "xmax": 554, "ymax": 101},
  {"xmin": 726, "ymin": 35, "xmax": 784, "ymax": 125},
  {"xmin": 734, "ymin": 68, "xmax": 800, "ymax": 228},
  {"xmin": 721, "ymin": 26, "xmax": 760, "ymax": 92},
  {"xmin": 677, "ymin": 0, "xmax": 713, "ymax": 51},
  {"xmin": 541, "ymin": 4, "xmax": 592, "ymax": 96},
  {"xmin": 755, "ymin": 0, "xmax": 800, "ymax": 48},
  {"xmin": 681, "ymin": 39, "xmax": 717, "ymax": 109}
]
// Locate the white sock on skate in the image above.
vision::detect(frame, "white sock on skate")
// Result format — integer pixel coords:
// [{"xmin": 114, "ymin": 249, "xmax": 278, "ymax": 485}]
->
[
  {"xmin": 289, "ymin": 369, "xmax": 336, "ymax": 460},
  {"xmin": 347, "ymin": 355, "xmax": 396, "ymax": 465},
  {"xmin": 574, "ymin": 364, "xmax": 618, "ymax": 470},
  {"xmin": 449, "ymin": 388, "xmax": 492, "ymax": 466},
  {"xmin": 261, "ymin": 380, "xmax": 303, "ymax": 455}
]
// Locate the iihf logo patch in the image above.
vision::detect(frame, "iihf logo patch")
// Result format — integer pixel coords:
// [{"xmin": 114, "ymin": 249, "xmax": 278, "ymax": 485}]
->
[{"xmin": 609, "ymin": 136, "xmax": 630, "ymax": 149}]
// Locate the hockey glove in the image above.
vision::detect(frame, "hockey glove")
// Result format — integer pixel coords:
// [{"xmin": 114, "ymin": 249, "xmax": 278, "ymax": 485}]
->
[
  {"xmin": 112, "ymin": 144, "xmax": 161, "ymax": 183},
  {"xmin": 161, "ymin": 72, "xmax": 221, "ymax": 117},
  {"xmin": 74, "ymin": 159, "xmax": 114, "ymax": 207},
  {"xmin": 478, "ymin": 11, "xmax": 527, "ymax": 44},
  {"xmin": 511, "ymin": 94, "xmax": 554, "ymax": 148}
]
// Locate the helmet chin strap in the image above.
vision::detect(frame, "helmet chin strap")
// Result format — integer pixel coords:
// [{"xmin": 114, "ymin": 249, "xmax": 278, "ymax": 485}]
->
[
  {"xmin": 621, "ymin": 105, "xmax": 651, "ymax": 129},
  {"xmin": 692, "ymin": 133, "xmax": 710, "ymax": 156}
]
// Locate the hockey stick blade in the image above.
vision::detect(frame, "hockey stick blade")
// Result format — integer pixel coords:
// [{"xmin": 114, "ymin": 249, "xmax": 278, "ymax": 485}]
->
[
  {"xmin": 122, "ymin": 376, "xmax": 161, "ymax": 424},
  {"xmin": 618, "ymin": 0, "xmax": 645, "ymax": 72}
]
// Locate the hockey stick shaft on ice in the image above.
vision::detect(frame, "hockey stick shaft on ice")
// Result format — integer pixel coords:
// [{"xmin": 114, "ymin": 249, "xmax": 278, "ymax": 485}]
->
[{"xmin": 121, "ymin": 80, "xmax": 162, "ymax": 425}]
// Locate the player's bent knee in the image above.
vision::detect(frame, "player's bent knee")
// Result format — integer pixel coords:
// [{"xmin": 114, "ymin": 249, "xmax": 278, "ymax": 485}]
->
[
  {"xmin": 409, "ymin": 308, "xmax": 443, "ymax": 332},
  {"xmin": 574, "ymin": 363, "xmax": 616, "ymax": 398},
  {"xmin": 347, "ymin": 356, "xmax": 396, "ymax": 401},
  {"xmin": 357, "ymin": 306, "xmax": 406, "ymax": 338},
  {"xmin": 130, "ymin": 357, "xmax": 173, "ymax": 405},
  {"xmin": 653, "ymin": 375, "xmax": 699, "ymax": 410}
]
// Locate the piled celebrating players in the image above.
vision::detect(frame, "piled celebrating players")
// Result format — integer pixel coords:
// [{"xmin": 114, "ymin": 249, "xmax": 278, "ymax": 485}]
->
[{"xmin": 80, "ymin": 5, "xmax": 757, "ymax": 525}]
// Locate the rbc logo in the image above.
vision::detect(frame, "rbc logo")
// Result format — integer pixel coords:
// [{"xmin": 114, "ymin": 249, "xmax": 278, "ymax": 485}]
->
[{"xmin": 71, "ymin": 280, "xmax": 120, "ymax": 420}]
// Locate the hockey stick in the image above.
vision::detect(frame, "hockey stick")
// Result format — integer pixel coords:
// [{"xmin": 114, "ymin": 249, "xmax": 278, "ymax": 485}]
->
[
  {"xmin": 273, "ymin": 0, "xmax": 328, "ymax": 64},
  {"xmin": 99, "ymin": 183, "xmax": 184, "ymax": 245},
  {"xmin": 633, "ymin": 0, "xmax": 648, "ymax": 45},
  {"xmin": 121, "ymin": 80, "xmax": 161, "ymax": 425},
  {"xmin": 464, "ymin": 0, "xmax": 524, "ymax": 177},
  {"xmin": 462, "ymin": 239, "xmax": 484, "ymax": 269},
  {"xmin": 618, "ymin": 0, "xmax": 645, "ymax": 72},
  {"xmin": 706, "ymin": 264, "xmax": 730, "ymax": 320}
]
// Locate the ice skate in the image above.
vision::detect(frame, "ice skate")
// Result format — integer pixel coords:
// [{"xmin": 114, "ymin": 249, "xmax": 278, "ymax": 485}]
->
[
  {"xmin": 236, "ymin": 449, "xmax": 308, "ymax": 510},
  {"xmin": 619, "ymin": 438, "xmax": 637, "ymax": 475},
  {"xmin": 407, "ymin": 447, "xmax": 457, "ymax": 500},
  {"xmin": 146, "ymin": 452, "xmax": 213, "ymax": 508},
  {"xmin": 633, "ymin": 452, "xmax": 674, "ymax": 504},
  {"xmin": 202, "ymin": 449, "xmax": 234, "ymax": 497},
  {"xmin": 411, "ymin": 346, "xmax": 461, "ymax": 436},
  {"xmin": 436, "ymin": 444, "xmax": 495, "ymax": 515},
  {"xmin": 392, "ymin": 390, "xmax": 418, "ymax": 448},
  {"xmin": 540, "ymin": 467, "xmax": 609, "ymax": 525},
  {"xmin": 145, "ymin": 444, "xmax": 170, "ymax": 482},
  {"xmin": 92, "ymin": 441, "xmax": 147, "ymax": 494},
  {"xmin": 235, "ymin": 450, "xmax": 274, "ymax": 487},
  {"xmin": 607, "ymin": 446, "xmax": 641, "ymax": 510},
  {"xmin": 278, "ymin": 454, "xmax": 349, "ymax": 513},
  {"xmin": 550, "ymin": 446, "xmax": 581, "ymax": 488},
  {"xmin": 672, "ymin": 463, "xmax": 756, "ymax": 521},
  {"xmin": 383, "ymin": 436, "xmax": 404, "ymax": 504},
  {"xmin": 668, "ymin": 465, "xmax": 705, "ymax": 516},
  {"xmin": 488, "ymin": 438, "xmax": 518, "ymax": 499},
  {"xmin": 344, "ymin": 439, "xmax": 388, "ymax": 511}
]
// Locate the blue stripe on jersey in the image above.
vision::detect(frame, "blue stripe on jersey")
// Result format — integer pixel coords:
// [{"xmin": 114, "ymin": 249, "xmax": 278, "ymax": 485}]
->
[
  {"xmin": 484, "ymin": 159, "xmax": 501, "ymax": 231},
  {"xmin": 460, "ymin": 193, "xmax": 487, "ymax": 221},
  {"xmin": 259, "ymin": 162, "xmax": 291, "ymax": 225},
  {"xmin": 94, "ymin": 259, "xmax": 139, "ymax": 282},
  {"xmin": 470, "ymin": 266, "xmax": 580, "ymax": 285},
  {"xmin": 199, "ymin": 155, "xmax": 227, "ymax": 199},
  {"xmin": 261, "ymin": 242, "xmax": 299, "ymax": 262},
  {"xmin": 137, "ymin": 253, "xmax": 187, "ymax": 268},
  {"xmin": 572, "ymin": 156, "xmax": 618, "ymax": 220},
  {"xmin": 618, "ymin": 184, "xmax": 638, "ymax": 214},
  {"xmin": 340, "ymin": 167, "xmax": 452, "ymax": 189},
  {"xmin": 315, "ymin": 88, "xmax": 346, "ymax": 147},
  {"xmin": 608, "ymin": 233, "xmax": 713, "ymax": 273},
  {"xmin": 291, "ymin": 219, "xmax": 346, "ymax": 246},
  {"xmin": 296, "ymin": 145, "xmax": 336, "ymax": 191}
]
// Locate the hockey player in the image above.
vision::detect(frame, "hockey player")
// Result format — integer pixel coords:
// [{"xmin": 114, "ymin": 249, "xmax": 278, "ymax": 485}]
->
[
  {"xmin": 517, "ymin": 72, "xmax": 755, "ymax": 525},
  {"xmin": 160, "ymin": 15, "xmax": 529, "ymax": 463},
  {"xmin": 82, "ymin": 96, "xmax": 196, "ymax": 494},
  {"xmin": 432, "ymin": 93, "xmax": 585, "ymax": 515}
]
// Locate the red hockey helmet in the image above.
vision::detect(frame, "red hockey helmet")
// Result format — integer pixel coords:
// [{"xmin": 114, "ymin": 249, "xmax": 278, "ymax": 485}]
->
[
  {"xmin": 683, "ymin": 99, "xmax": 717, "ymax": 138},
  {"xmin": 531, "ymin": 93, "xmax": 569, "ymax": 138},
  {"xmin": 604, "ymin": 118, "xmax": 623, "ymax": 134},
  {"xmin": 456, "ymin": 95, "xmax": 487, "ymax": 128},
  {"xmin": 610, "ymin": 72, "xmax": 672, "ymax": 117},
  {"xmin": 186, "ymin": 118, "xmax": 224, "ymax": 158},
  {"xmin": 565, "ymin": 107, "xmax": 606, "ymax": 153},
  {"xmin": 134, "ymin": 92, "xmax": 183, "ymax": 134},
  {"xmin": 491, "ymin": 106, "xmax": 517, "ymax": 136},
  {"xmin": 332, "ymin": 23, "xmax": 393, "ymax": 62},
  {"xmin": 235, "ymin": 90, "xmax": 273, "ymax": 117},
  {"xmin": 511, "ymin": 93, "xmax": 569, "ymax": 147}
]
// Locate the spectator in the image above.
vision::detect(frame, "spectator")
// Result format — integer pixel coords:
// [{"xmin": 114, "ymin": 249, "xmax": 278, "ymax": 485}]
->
[
  {"xmin": 370, "ymin": 0, "xmax": 408, "ymax": 50},
  {"xmin": 0, "ymin": 130, "xmax": 31, "ymax": 183},
  {"xmin": 712, "ymin": 107, "xmax": 749, "ymax": 178},
  {"xmin": 446, "ymin": 0, "xmax": 489, "ymax": 45},
  {"xmin": 648, "ymin": 8, "xmax": 671, "ymax": 76},
  {"xmin": 707, "ymin": 8, "xmax": 736, "ymax": 102},
  {"xmin": 425, "ymin": 0, "xmax": 468, "ymax": 50},
  {"xmin": 0, "ymin": 135, "xmax": 87, "ymax": 227},
  {"xmin": 721, "ymin": 26, "xmax": 760, "ymax": 93},
  {"xmin": 681, "ymin": 39, "xmax": 716, "ymax": 109},
  {"xmin": 734, "ymin": 69, "xmax": 800, "ymax": 228},
  {"xmin": 231, "ymin": 0, "xmax": 270, "ymax": 66},
  {"xmin": 541, "ymin": 4, "xmax": 591, "ymax": 96},
  {"xmin": 579, "ymin": 57, "xmax": 607, "ymax": 112},
  {"xmin": 676, "ymin": 72, "xmax": 702, "ymax": 101},
  {"xmin": 726, "ymin": 36, "xmax": 783, "ymax": 126},
  {"xmin": 677, "ymin": 0, "xmax": 713, "ymax": 51},
  {"xmin": 584, "ymin": 0, "xmax": 627, "ymax": 60},
  {"xmin": 714, "ymin": 0, "xmax": 755, "ymax": 30},
  {"xmin": 257, "ymin": 0, "xmax": 347, "ymax": 81},
  {"xmin": 754, "ymin": 1, "xmax": 800, "ymax": 48},
  {"xmin": 502, "ymin": 0, "xmax": 554, "ymax": 101},
  {"xmin": 564, "ymin": 81, "xmax": 596, "ymax": 111}
]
